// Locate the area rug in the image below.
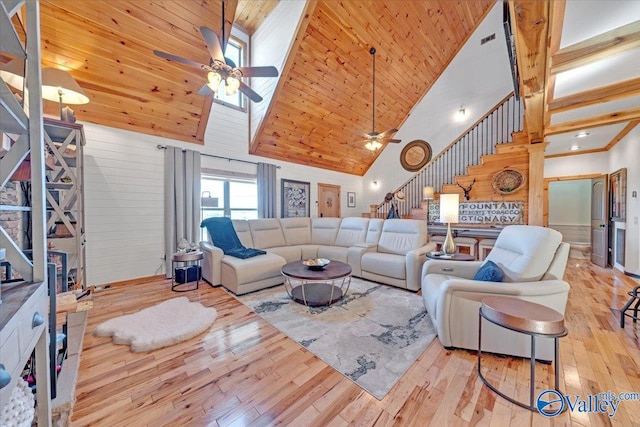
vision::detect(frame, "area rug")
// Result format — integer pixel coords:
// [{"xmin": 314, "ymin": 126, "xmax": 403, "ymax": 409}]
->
[
  {"xmin": 94, "ymin": 297, "xmax": 217, "ymax": 352},
  {"xmin": 237, "ymin": 278, "xmax": 436, "ymax": 399}
]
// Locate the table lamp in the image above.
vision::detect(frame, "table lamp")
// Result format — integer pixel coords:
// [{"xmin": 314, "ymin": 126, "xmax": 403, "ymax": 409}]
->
[
  {"xmin": 41, "ymin": 68, "xmax": 89, "ymax": 122},
  {"xmin": 422, "ymin": 186, "xmax": 434, "ymax": 223},
  {"xmin": 439, "ymin": 193, "xmax": 459, "ymax": 256}
]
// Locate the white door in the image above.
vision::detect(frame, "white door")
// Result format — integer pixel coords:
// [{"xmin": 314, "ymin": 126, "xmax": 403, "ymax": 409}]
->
[{"xmin": 590, "ymin": 176, "xmax": 607, "ymax": 267}]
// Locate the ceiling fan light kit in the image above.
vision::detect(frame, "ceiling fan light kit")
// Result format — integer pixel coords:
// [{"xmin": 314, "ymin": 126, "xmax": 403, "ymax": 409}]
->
[
  {"xmin": 361, "ymin": 47, "xmax": 401, "ymax": 151},
  {"xmin": 153, "ymin": 2, "xmax": 278, "ymax": 103}
]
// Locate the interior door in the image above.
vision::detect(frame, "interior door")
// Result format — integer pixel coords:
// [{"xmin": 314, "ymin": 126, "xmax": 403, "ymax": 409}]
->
[
  {"xmin": 318, "ymin": 183, "xmax": 341, "ymax": 217},
  {"xmin": 590, "ymin": 176, "xmax": 608, "ymax": 267}
]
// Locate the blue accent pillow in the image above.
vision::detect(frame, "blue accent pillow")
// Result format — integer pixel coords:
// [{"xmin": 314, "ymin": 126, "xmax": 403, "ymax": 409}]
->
[{"xmin": 473, "ymin": 260, "xmax": 504, "ymax": 282}]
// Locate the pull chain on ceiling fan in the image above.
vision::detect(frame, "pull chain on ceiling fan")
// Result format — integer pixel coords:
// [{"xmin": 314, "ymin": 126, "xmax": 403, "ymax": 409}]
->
[
  {"xmin": 153, "ymin": 1, "xmax": 278, "ymax": 102},
  {"xmin": 360, "ymin": 47, "xmax": 401, "ymax": 151}
]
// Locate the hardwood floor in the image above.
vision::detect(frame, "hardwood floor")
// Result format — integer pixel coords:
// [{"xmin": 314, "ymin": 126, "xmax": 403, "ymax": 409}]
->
[{"xmin": 72, "ymin": 260, "xmax": 640, "ymax": 426}]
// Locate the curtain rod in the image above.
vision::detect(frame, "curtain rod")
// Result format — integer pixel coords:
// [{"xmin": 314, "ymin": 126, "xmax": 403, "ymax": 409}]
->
[{"xmin": 156, "ymin": 144, "xmax": 281, "ymax": 168}]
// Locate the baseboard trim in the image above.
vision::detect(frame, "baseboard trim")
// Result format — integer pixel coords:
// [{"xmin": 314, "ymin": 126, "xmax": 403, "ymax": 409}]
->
[
  {"xmin": 92, "ymin": 274, "xmax": 166, "ymax": 292},
  {"xmin": 624, "ymin": 270, "xmax": 640, "ymax": 280}
]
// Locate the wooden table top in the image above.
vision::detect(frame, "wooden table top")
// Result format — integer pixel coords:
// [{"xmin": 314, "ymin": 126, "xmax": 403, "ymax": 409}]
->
[
  {"xmin": 426, "ymin": 252, "xmax": 476, "ymax": 261},
  {"xmin": 481, "ymin": 296, "xmax": 566, "ymax": 336},
  {"xmin": 282, "ymin": 260, "xmax": 352, "ymax": 280}
]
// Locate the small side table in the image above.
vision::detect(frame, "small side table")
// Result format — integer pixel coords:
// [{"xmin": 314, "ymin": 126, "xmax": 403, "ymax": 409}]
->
[
  {"xmin": 426, "ymin": 252, "xmax": 475, "ymax": 261},
  {"xmin": 478, "ymin": 296, "xmax": 567, "ymax": 414},
  {"xmin": 171, "ymin": 251, "xmax": 203, "ymax": 292}
]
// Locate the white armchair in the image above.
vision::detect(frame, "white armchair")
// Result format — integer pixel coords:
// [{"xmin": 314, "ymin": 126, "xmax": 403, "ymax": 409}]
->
[{"xmin": 421, "ymin": 225, "xmax": 570, "ymax": 360}]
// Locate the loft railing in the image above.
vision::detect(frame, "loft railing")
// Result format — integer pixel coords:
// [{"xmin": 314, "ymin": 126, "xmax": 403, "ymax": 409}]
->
[{"xmin": 375, "ymin": 92, "xmax": 523, "ymax": 218}]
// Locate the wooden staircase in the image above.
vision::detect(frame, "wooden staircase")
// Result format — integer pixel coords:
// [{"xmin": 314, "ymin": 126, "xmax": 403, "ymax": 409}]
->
[{"xmin": 441, "ymin": 131, "xmax": 530, "ymax": 220}]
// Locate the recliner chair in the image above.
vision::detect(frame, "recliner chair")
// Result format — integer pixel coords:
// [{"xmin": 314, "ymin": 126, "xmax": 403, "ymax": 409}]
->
[{"xmin": 421, "ymin": 225, "xmax": 570, "ymax": 360}]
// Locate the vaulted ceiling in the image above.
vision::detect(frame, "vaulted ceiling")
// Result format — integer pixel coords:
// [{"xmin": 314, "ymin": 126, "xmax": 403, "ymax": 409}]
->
[{"xmin": 4, "ymin": 1, "xmax": 639, "ymax": 175}]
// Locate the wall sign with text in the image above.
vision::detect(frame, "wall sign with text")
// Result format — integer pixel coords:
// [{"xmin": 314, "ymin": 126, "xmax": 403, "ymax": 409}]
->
[{"xmin": 428, "ymin": 201, "xmax": 524, "ymax": 224}]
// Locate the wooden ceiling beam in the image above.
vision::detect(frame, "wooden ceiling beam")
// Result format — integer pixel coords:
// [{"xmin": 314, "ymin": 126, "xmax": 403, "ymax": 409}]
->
[
  {"xmin": 543, "ymin": 0, "xmax": 565, "ymax": 129},
  {"xmin": 550, "ymin": 20, "xmax": 640, "ymax": 75},
  {"xmin": 604, "ymin": 120, "xmax": 639, "ymax": 150},
  {"xmin": 546, "ymin": 107, "xmax": 640, "ymax": 136},
  {"xmin": 548, "ymin": 77, "xmax": 640, "ymax": 114},
  {"xmin": 509, "ymin": 0, "xmax": 550, "ymax": 144}
]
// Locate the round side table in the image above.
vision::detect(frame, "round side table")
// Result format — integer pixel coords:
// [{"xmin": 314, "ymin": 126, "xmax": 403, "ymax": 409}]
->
[
  {"xmin": 171, "ymin": 251, "xmax": 203, "ymax": 292},
  {"xmin": 478, "ymin": 296, "xmax": 567, "ymax": 414}
]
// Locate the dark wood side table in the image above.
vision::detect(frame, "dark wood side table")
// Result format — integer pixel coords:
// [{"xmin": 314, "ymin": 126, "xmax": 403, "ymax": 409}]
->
[
  {"xmin": 426, "ymin": 252, "xmax": 475, "ymax": 261},
  {"xmin": 171, "ymin": 251, "xmax": 203, "ymax": 292},
  {"xmin": 281, "ymin": 260, "xmax": 352, "ymax": 307}
]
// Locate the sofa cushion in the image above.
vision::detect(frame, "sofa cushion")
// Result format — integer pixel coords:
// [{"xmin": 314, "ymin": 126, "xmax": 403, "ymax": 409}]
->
[
  {"xmin": 365, "ymin": 218, "xmax": 384, "ymax": 244},
  {"xmin": 473, "ymin": 260, "xmax": 503, "ymax": 282},
  {"xmin": 311, "ymin": 217, "xmax": 342, "ymax": 245},
  {"xmin": 377, "ymin": 219, "xmax": 427, "ymax": 255},
  {"xmin": 334, "ymin": 217, "xmax": 369, "ymax": 247},
  {"xmin": 361, "ymin": 252, "xmax": 406, "ymax": 279},
  {"xmin": 485, "ymin": 225, "xmax": 562, "ymax": 282},
  {"xmin": 232, "ymin": 220, "xmax": 254, "ymax": 248},
  {"xmin": 222, "ymin": 251, "xmax": 286, "ymax": 285},
  {"xmin": 268, "ymin": 246, "xmax": 302, "ymax": 263},
  {"xmin": 279, "ymin": 217, "xmax": 311, "ymax": 246},
  {"xmin": 249, "ymin": 219, "xmax": 286, "ymax": 249},
  {"xmin": 317, "ymin": 246, "xmax": 348, "ymax": 263}
]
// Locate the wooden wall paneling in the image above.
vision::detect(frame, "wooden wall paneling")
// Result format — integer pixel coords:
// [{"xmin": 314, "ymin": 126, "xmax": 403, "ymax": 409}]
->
[{"xmin": 235, "ymin": 0, "xmax": 279, "ymax": 35}]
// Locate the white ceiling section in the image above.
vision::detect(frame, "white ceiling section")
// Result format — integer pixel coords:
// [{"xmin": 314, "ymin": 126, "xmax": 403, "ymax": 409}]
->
[{"xmin": 545, "ymin": 1, "xmax": 640, "ymax": 159}]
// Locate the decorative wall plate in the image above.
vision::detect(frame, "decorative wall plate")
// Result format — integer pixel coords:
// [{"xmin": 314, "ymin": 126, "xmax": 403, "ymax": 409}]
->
[
  {"xmin": 492, "ymin": 168, "xmax": 526, "ymax": 194},
  {"xmin": 400, "ymin": 140, "xmax": 432, "ymax": 172}
]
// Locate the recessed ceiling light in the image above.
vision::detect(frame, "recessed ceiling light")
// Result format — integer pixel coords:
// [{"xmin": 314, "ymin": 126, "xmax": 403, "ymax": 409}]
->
[
  {"xmin": 574, "ymin": 131, "xmax": 590, "ymax": 138},
  {"xmin": 570, "ymin": 145, "xmax": 580, "ymax": 151}
]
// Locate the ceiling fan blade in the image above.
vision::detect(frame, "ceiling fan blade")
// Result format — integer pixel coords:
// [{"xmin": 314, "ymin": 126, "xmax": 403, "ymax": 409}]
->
[
  {"xmin": 198, "ymin": 83, "xmax": 213, "ymax": 96},
  {"xmin": 385, "ymin": 139, "xmax": 402, "ymax": 143},
  {"xmin": 238, "ymin": 81, "xmax": 263, "ymax": 102},
  {"xmin": 378, "ymin": 128, "xmax": 399, "ymax": 138},
  {"xmin": 237, "ymin": 66, "xmax": 279, "ymax": 78},
  {"xmin": 199, "ymin": 26, "xmax": 225, "ymax": 63},
  {"xmin": 154, "ymin": 50, "xmax": 207, "ymax": 70}
]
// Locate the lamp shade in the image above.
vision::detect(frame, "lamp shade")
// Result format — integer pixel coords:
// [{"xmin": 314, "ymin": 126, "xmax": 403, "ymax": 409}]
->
[
  {"xmin": 41, "ymin": 68, "xmax": 89, "ymax": 104},
  {"xmin": 439, "ymin": 193, "xmax": 459, "ymax": 223},
  {"xmin": 0, "ymin": 58, "xmax": 25, "ymax": 90},
  {"xmin": 423, "ymin": 186, "xmax": 434, "ymax": 200}
]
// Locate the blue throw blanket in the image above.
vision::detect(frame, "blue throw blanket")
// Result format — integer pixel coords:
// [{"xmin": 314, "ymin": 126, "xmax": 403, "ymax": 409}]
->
[{"xmin": 200, "ymin": 217, "xmax": 266, "ymax": 259}]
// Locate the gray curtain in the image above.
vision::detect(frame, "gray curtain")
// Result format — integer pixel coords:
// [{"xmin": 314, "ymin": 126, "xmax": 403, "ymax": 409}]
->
[
  {"xmin": 164, "ymin": 146, "xmax": 201, "ymax": 277},
  {"xmin": 257, "ymin": 162, "xmax": 277, "ymax": 218}
]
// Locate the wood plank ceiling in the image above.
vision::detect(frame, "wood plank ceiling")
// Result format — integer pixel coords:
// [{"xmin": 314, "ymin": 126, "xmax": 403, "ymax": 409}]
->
[
  {"xmin": 251, "ymin": 1, "xmax": 494, "ymax": 175},
  {"xmin": 5, "ymin": 1, "xmax": 491, "ymax": 175}
]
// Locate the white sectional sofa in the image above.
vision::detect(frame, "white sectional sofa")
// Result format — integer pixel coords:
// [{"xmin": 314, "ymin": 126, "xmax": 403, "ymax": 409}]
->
[{"xmin": 200, "ymin": 217, "xmax": 434, "ymax": 295}]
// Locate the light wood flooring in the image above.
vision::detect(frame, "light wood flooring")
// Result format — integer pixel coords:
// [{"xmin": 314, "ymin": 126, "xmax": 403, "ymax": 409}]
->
[{"xmin": 72, "ymin": 260, "xmax": 640, "ymax": 426}]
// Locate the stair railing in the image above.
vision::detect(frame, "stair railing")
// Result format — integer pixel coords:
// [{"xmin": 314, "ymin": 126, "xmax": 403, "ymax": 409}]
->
[{"xmin": 375, "ymin": 92, "xmax": 523, "ymax": 218}]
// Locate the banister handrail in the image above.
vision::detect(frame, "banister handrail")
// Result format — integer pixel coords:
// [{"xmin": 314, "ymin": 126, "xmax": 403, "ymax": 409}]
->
[{"xmin": 374, "ymin": 92, "xmax": 523, "ymax": 218}]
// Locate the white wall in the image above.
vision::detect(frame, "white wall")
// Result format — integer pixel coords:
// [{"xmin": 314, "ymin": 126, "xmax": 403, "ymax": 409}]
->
[
  {"xmin": 363, "ymin": 3, "xmax": 513, "ymax": 207},
  {"xmin": 548, "ymin": 180, "xmax": 591, "ymax": 225},
  {"xmin": 544, "ymin": 129, "xmax": 640, "ymax": 276}
]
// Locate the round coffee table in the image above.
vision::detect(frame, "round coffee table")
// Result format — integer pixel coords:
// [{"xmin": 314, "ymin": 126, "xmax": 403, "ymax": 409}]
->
[{"xmin": 281, "ymin": 260, "xmax": 352, "ymax": 307}]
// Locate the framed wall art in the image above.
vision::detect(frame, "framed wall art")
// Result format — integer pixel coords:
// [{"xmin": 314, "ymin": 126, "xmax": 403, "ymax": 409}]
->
[
  {"xmin": 610, "ymin": 168, "xmax": 626, "ymax": 222},
  {"xmin": 347, "ymin": 192, "xmax": 356, "ymax": 208},
  {"xmin": 281, "ymin": 179, "xmax": 310, "ymax": 218}
]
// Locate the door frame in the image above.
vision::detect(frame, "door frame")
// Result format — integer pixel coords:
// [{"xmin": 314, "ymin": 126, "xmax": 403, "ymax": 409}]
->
[
  {"xmin": 317, "ymin": 183, "xmax": 341, "ymax": 217},
  {"xmin": 543, "ymin": 173, "xmax": 603, "ymax": 226}
]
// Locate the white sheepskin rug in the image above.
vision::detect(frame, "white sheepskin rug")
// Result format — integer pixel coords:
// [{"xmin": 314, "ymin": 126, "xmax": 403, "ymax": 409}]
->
[{"xmin": 94, "ymin": 297, "xmax": 217, "ymax": 352}]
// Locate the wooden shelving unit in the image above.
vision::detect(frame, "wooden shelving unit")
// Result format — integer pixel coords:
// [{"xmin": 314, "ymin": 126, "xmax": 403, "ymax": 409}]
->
[{"xmin": 44, "ymin": 118, "xmax": 86, "ymax": 290}]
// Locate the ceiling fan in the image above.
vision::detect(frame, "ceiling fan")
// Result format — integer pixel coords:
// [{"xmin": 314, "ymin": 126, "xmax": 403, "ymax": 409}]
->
[
  {"xmin": 359, "ymin": 47, "xmax": 401, "ymax": 151},
  {"xmin": 153, "ymin": 2, "xmax": 278, "ymax": 102}
]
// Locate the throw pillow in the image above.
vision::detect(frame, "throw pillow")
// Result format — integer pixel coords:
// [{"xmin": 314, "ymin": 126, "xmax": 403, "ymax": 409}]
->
[{"xmin": 473, "ymin": 260, "xmax": 504, "ymax": 282}]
